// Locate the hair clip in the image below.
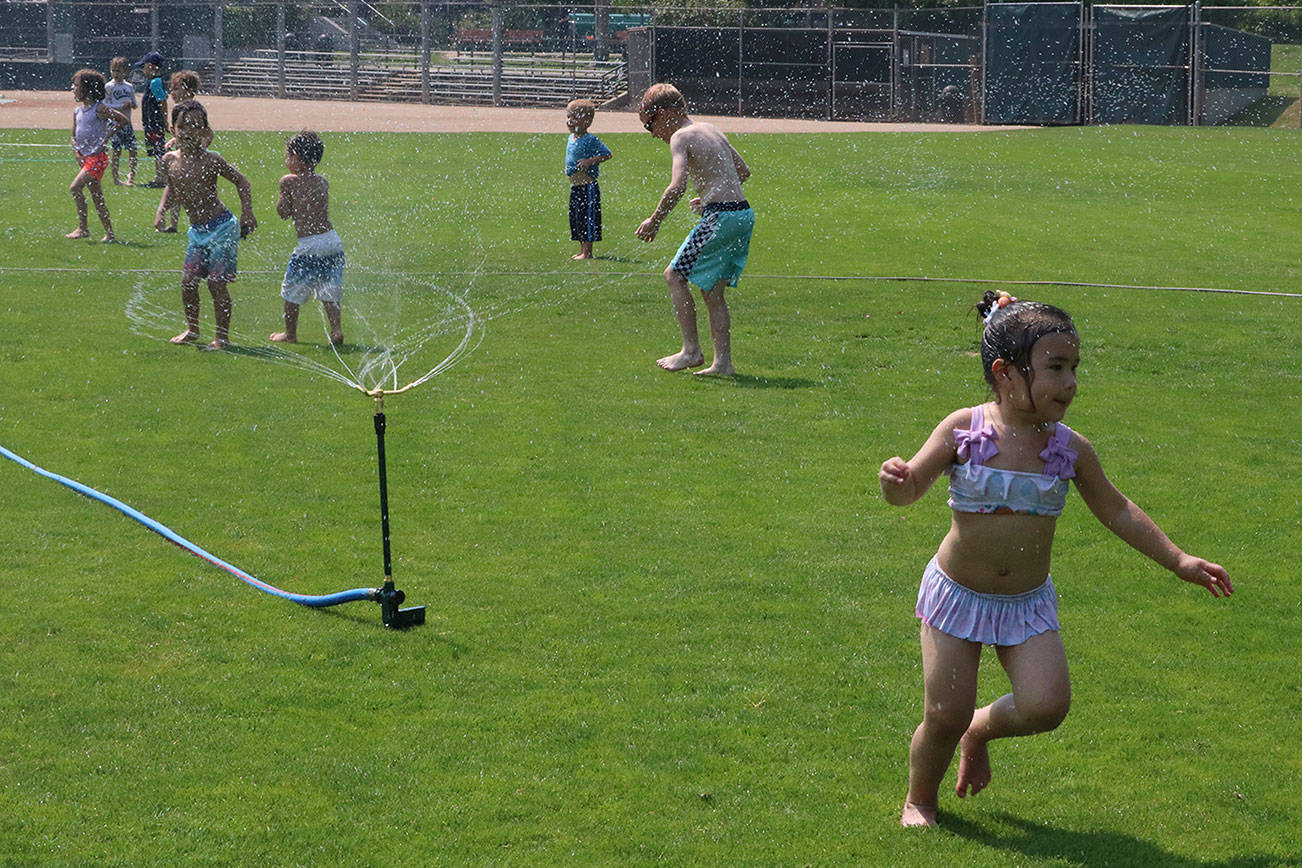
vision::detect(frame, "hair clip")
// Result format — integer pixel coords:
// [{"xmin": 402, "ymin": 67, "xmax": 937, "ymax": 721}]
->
[{"xmin": 984, "ymin": 291, "xmax": 1018, "ymax": 323}]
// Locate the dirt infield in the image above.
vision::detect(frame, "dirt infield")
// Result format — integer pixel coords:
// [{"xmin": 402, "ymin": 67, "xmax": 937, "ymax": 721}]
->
[{"xmin": 0, "ymin": 89, "xmax": 1024, "ymax": 134}]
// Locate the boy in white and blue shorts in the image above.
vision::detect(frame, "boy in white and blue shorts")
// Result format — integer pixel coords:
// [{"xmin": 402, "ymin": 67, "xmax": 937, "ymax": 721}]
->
[
  {"xmin": 270, "ymin": 131, "xmax": 345, "ymax": 345},
  {"xmin": 281, "ymin": 231, "xmax": 345, "ymax": 332}
]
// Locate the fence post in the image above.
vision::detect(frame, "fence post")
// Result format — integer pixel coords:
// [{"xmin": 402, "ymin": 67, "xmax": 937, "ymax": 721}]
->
[
  {"xmin": 420, "ymin": 0, "xmax": 431, "ymax": 104},
  {"xmin": 1189, "ymin": 1, "xmax": 1202, "ymax": 125},
  {"xmin": 893, "ymin": 7, "xmax": 901, "ymax": 121},
  {"xmin": 350, "ymin": 0, "xmax": 360, "ymax": 100},
  {"xmin": 594, "ymin": 0, "xmax": 610, "ymax": 62},
  {"xmin": 46, "ymin": 0, "xmax": 55, "ymax": 62},
  {"xmin": 1083, "ymin": 1, "xmax": 1093, "ymax": 124},
  {"xmin": 738, "ymin": 8, "xmax": 744, "ymax": 116},
  {"xmin": 150, "ymin": 0, "xmax": 159, "ymax": 51},
  {"xmin": 276, "ymin": 0, "xmax": 286, "ymax": 99},
  {"xmin": 213, "ymin": 0, "xmax": 224, "ymax": 94},
  {"xmin": 491, "ymin": 0, "xmax": 503, "ymax": 106},
  {"xmin": 827, "ymin": 8, "xmax": 834, "ymax": 121}
]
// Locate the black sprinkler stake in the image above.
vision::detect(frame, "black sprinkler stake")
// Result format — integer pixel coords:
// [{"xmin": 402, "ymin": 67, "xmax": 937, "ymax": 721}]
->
[{"xmin": 371, "ymin": 397, "xmax": 425, "ymax": 629}]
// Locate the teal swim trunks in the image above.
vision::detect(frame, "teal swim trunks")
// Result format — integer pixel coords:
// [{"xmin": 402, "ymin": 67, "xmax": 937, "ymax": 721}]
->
[{"xmin": 670, "ymin": 200, "xmax": 754, "ymax": 292}]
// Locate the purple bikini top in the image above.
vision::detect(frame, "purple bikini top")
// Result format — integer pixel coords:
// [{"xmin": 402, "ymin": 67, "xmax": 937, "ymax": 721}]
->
[{"xmin": 947, "ymin": 405, "xmax": 1079, "ymax": 516}]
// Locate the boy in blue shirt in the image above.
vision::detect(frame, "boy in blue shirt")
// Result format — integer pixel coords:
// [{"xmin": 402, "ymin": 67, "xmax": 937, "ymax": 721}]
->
[
  {"xmin": 135, "ymin": 51, "xmax": 168, "ymax": 187},
  {"xmin": 564, "ymin": 99, "xmax": 612, "ymax": 260}
]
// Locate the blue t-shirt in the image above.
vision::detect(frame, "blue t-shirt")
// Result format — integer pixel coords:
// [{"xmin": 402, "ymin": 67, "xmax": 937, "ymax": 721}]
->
[{"xmin": 565, "ymin": 133, "xmax": 611, "ymax": 180}]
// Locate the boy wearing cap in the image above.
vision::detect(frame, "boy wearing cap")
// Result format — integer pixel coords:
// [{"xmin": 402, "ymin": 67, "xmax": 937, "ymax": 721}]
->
[{"xmin": 135, "ymin": 51, "xmax": 168, "ymax": 187}]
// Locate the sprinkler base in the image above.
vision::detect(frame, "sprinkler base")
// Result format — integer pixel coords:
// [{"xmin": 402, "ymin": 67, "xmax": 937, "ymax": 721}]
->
[{"xmin": 373, "ymin": 579, "xmax": 426, "ymax": 629}]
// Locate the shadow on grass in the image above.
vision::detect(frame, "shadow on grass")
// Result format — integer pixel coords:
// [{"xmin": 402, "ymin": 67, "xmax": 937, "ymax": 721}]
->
[
  {"xmin": 694, "ymin": 372, "xmax": 820, "ymax": 390},
  {"xmin": 944, "ymin": 811, "xmax": 1282, "ymax": 868},
  {"xmin": 223, "ymin": 341, "xmax": 386, "ymax": 359},
  {"xmin": 1223, "ymin": 95, "xmax": 1299, "ymax": 128}
]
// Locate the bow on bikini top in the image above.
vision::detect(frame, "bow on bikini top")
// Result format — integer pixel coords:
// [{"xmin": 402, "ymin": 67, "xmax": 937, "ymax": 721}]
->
[{"xmin": 946, "ymin": 405, "xmax": 1078, "ymax": 516}]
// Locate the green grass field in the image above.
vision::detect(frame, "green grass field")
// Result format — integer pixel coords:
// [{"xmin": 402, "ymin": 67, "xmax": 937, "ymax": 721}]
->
[{"xmin": 0, "ymin": 124, "xmax": 1298, "ymax": 865}]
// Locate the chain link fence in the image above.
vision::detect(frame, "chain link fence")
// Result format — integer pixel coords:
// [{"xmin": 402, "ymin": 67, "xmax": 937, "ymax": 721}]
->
[{"xmin": 1, "ymin": 1, "xmax": 1298, "ymax": 125}]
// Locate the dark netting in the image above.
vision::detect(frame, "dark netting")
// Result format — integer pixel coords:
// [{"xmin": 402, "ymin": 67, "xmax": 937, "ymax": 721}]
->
[
  {"xmin": 1092, "ymin": 5, "xmax": 1191, "ymax": 124},
  {"xmin": 984, "ymin": 2, "xmax": 1084, "ymax": 125},
  {"xmin": 648, "ymin": 26, "xmax": 742, "ymax": 114}
]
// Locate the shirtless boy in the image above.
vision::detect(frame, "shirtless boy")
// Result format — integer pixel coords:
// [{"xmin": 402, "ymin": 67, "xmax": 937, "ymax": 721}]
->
[
  {"xmin": 635, "ymin": 83, "xmax": 754, "ymax": 376},
  {"xmin": 155, "ymin": 100, "xmax": 256, "ymax": 351},
  {"xmin": 270, "ymin": 131, "xmax": 345, "ymax": 346},
  {"xmin": 158, "ymin": 70, "xmax": 204, "ymax": 233}
]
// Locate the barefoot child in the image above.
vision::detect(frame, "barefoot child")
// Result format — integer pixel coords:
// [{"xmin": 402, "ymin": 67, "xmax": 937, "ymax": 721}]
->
[
  {"xmin": 66, "ymin": 69, "xmax": 128, "ymax": 242},
  {"xmin": 158, "ymin": 70, "xmax": 204, "ymax": 233},
  {"xmin": 879, "ymin": 291, "xmax": 1233, "ymax": 829},
  {"xmin": 270, "ymin": 131, "xmax": 345, "ymax": 346},
  {"xmin": 564, "ymin": 99, "xmax": 612, "ymax": 260},
  {"xmin": 156, "ymin": 100, "xmax": 256, "ymax": 351},
  {"xmin": 635, "ymin": 83, "xmax": 753, "ymax": 376},
  {"xmin": 104, "ymin": 57, "xmax": 138, "ymax": 185}
]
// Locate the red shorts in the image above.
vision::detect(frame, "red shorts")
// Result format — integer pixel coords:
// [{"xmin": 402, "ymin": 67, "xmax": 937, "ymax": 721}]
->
[{"xmin": 77, "ymin": 151, "xmax": 109, "ymax": 181}]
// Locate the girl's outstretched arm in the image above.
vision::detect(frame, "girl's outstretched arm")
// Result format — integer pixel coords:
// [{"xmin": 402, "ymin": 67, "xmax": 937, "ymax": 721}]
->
[
  {"xmin": 880, "ymin": 409, "xmax": 967, "ymax": 506},
  {"xmin": 1072, "ymin": 434, "xmax": 1233, "ymax": 598}
]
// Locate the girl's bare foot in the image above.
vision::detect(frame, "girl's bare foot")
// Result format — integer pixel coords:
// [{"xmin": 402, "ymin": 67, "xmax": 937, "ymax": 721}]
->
[
  {"xmin": 65, "ymin": 228, "xmax": 89, "ymax": 239},
  {"xmin": 198, "ymin": 339, "xmax": 228, "ymax": 352},
  {"xmin": 100, "ymin": 232, "xmax": 114, "ymax": 243},
  {"xmin": 901, "ymin": 801, "xmax": 938, "ymax": 827},
  {"xmin": 657, "ymin": 351, "xmax": 705, "ymax": 371},
  {"xmin": 955, "ymin": 735, "xmax": 992, "ymax": 798},
  {"xmin": 694, "ymin": 362, "xmax": 734, "ymax": 377},
  {"xmin": 269, "ymin": 332, "xmax": 296, "ymax": 343},
  {"xmin": 171, "ymin": 329, "xmax": 200, "ymax": 344}
]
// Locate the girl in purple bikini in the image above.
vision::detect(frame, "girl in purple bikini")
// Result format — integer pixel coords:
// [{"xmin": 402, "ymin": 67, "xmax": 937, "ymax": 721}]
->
[{"xmin": 879, "ymin": 290, "xmax": 1233, "ymax": 828}]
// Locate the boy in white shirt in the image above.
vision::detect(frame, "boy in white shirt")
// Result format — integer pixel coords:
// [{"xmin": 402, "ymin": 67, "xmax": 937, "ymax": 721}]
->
[{"xmin": 104, "ymin": 56, "xmax": 138, "ymax": 185}]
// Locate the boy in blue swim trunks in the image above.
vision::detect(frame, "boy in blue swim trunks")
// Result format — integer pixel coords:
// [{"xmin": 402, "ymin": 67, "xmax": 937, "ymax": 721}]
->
[
  {"xmin": 636, "ymin": 83, "xmax": 753, "ymax": 376},
  {"xmin": 155, "ymin": 100, "xmax": 256, "ymax": 350}
]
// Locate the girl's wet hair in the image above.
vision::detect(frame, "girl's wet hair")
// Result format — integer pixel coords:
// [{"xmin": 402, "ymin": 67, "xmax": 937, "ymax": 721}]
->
[
  {"xmin": 72, "ymin": 69, "xmax": 106, "ymax": 102},
  {"xmin": 976, "ymin": 290, "xmax": 1076, "ymax": 391}
]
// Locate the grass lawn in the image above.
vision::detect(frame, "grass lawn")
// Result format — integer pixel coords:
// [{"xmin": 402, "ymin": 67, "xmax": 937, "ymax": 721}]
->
[{"xmin": 0, "ymin": 124, "xmax": 1298, "ymax": 865}]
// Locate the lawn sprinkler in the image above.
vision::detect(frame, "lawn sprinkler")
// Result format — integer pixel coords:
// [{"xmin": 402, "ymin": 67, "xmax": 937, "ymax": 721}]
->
[
  {"xmin": 368, "ymin": 389, "xmax": 426, "ymax": 629},
  {"xmin": 1, "ymin": 422, "xmax": 424, "ymax": 628}
]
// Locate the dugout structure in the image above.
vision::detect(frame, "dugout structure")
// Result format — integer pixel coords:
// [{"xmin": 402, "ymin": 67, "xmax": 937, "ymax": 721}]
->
[
  {"xmin": 627, "ymin": 1, "xmax": 1274, "ymax": 125},
  {"xmin": 627, "ymin": 7, "xmax": 982, "ymax": 122},
  {"xmin": 983, "ymin": 2, "xmax": 1268, "ymax": 124}
]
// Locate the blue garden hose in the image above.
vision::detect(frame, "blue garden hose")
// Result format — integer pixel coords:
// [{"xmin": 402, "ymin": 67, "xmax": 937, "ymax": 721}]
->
[{"xmin": 0, "ymin": 442, "xmax": 376, "ymax": 609}]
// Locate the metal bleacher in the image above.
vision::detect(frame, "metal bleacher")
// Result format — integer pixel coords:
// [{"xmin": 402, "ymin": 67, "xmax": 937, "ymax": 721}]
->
[{"xmin": 217, "ymin": 49, "xmax": 627, "ymax": 107}]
